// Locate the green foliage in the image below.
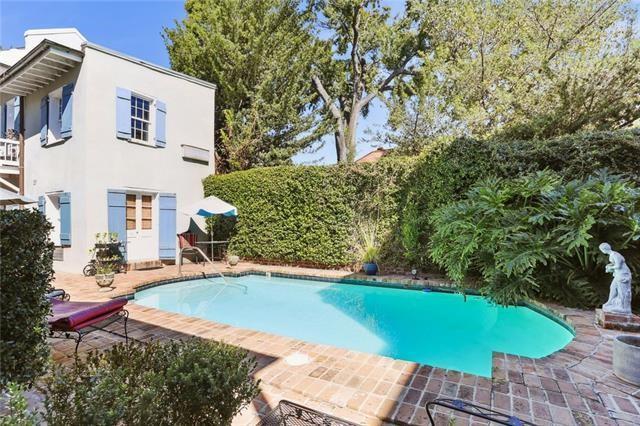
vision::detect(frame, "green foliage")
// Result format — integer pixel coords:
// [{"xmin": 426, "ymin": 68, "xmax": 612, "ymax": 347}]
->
[
  {"xmin": 312, "ymin": 0, "xmax": 429, "ymax": 161},
  {"xmin": 0, "ymin": 383, "xmax": 39, "ymax": 426},
  {"xmin": 40, "ymin": 339, "xmax": 260, "ymax": 426},
  {"xmin": 402, "ymin": 130, "xmax": 640, "ymax": 267},
  {"xmin": 429, "ymin": 171, "xmax": 640, "ymax": 307},
  {"xmin": 203, "ymin": 157, "xmax": 414, "ymax": 267},
  {"xmin": 0, "ymin": 210, "xmax": 53, "ymax": 387},
  {"xmin": 353, "ymin": 221, "xmax": 380, "ymax": 264},
  {"xmin": 164, "ymin": 0, "xmax": 330, "ymax": 171},
  {"xmin": 391, "ymin": 0, "xmax": 640, "ymax": 144}
]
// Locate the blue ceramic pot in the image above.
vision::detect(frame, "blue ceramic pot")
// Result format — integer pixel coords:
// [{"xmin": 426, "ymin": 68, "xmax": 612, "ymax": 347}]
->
[{"xmin": 362, "ymin": 262, "xmax": 378, "ymax": 275}]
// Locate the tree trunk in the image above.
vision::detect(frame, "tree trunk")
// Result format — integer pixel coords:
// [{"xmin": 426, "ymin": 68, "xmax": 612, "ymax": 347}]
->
[{"xmin": 345, "ymin": 107, "xmax": 360, "ymax": 162}]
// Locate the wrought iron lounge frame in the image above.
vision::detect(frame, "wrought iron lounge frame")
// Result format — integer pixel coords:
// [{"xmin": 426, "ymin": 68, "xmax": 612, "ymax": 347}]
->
[
  {"xmin": 426, "ymin": 398, "xmax": 535, "ymax": 426},
  {"xmin": 48, "ymin": 309, "xmax": 129, "ymax": 355},
  {"xmin": 259, "ymin": 400, "xmax": 358, "ymax": 426}
]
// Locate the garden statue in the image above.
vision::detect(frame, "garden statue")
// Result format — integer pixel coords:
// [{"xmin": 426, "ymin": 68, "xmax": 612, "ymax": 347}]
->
[{"xmin": 599, "ymin": 243, "xmax": 632, "ymax": 314}]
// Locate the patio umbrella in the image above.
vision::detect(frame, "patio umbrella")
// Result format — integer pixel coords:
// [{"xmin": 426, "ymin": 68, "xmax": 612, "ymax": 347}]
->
[
  {"xmin": 180, "ymin": 196, "xmax": 238, "ymax": 256},
  {"xmin": 0, "ymin": 188, "xmax": 36, "ymax": 207},
  {"xmin": 182, "ymin": 195, "xmax": 238, "ymax": 218}
]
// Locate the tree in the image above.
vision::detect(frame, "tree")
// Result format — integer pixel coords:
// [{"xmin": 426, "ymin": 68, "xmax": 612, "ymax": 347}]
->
[
  {"xmin": 164, "ymin": 0, "xmax": 331, "ymax": 171},
  {"xmin": 389, "ymin": 0, "xmax": 640, "ymax": 145},
  {"xmin": 311, "ymin": 0, "xmax": 429, "ymax": 162}
]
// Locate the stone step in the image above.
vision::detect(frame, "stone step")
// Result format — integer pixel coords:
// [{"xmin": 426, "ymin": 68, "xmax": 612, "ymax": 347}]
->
[{"xmin": 126, "ymin": 259, "xmax": 164, "ymax": 271}]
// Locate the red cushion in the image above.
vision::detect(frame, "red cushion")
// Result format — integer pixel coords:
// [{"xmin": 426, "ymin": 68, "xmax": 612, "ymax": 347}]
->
[{"xmin": 49, "ymin": 298, "xmax": 128, "ymax": 331}]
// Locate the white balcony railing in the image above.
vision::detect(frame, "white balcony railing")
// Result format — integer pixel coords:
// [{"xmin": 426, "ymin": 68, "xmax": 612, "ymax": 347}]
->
[{"xmin": 0, "ymin": 138, "xmax": 19, "ymax": 167}]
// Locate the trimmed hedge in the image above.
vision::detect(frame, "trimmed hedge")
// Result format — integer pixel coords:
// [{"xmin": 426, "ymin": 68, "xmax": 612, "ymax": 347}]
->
[
  {"xmin": 0, "ymin": 209, "xmax": 54, "ymax": 387},
  {"xmin": 204, "ymin": 158, "xmax": 415, "ymax": 266},
  {"xmin": 204, "ymin": 130, "xmax": 640, "ymax": 271}
]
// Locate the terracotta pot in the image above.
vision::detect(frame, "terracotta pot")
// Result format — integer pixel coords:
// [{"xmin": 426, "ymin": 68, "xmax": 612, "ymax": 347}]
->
[
  {"xmin": 96, "ymin": 273, "xmax": 115, "ymax": 288},
  {"xmin": 228, "ymin": 255, "xmax": 240, "ymax": 266},
  {"xmin": 613, "ymin": 335, "xmax": 640, "ymax": 386}
]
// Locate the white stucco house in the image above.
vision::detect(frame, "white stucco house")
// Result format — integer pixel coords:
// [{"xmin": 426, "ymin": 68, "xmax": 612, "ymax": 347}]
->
[{"xmin": 0, "ymin": 28, "xmax": 216, "ymax": 272}]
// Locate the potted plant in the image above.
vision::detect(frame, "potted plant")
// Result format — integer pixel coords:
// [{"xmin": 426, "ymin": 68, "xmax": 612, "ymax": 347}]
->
[
  {"xmin": 90, "ymin": 233, "xmax": 122, "ymax": 291},
  {"xmin": 355, "ymin": 221, "xmax": 380, "ymax": 275},
  {"xmin": 95, "ymin": 259, "xmax": 116, "ymax": 291}
]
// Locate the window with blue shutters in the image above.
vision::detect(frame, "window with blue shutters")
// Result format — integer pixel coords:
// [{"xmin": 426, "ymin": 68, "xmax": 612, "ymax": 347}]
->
[
  {"xmin": 38, "ymin": 196, "xmax": 46, "ymax": 215},
  {"xmin": 115, "ymin": 88, "xmax": 166, "ymax": 148}
]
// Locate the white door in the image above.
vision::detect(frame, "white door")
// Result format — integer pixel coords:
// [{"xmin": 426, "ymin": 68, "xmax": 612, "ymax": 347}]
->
[{"xmin": 126, "ymin": 193, "xmax": 156, "ymax": 260}]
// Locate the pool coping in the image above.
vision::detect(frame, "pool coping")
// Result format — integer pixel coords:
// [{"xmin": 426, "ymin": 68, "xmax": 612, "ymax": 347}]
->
[{"xmin": 122, "ymin": 269, "xmax": 577, "ymax": 337}]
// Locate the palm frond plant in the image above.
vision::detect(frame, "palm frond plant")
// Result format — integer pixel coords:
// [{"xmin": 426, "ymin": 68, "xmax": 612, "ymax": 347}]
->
[{"xmin": 429, "ymin": 170, "xmax": 640, "ymax": 308}]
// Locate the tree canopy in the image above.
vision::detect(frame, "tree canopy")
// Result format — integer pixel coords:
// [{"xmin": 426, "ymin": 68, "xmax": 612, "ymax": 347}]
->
[
  {"xmin": 387, "ymin": 0, "xmax": 640, "ymax": 149},
  {"xmin": 165, "ymin": 0, "xmax": 640, "ymax": 167},
  {"xmin": 164, "ymin": 0, "xmax": 330, "ymax": 171}
]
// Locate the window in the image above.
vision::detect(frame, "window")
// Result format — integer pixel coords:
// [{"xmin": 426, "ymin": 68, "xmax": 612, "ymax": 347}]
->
[
  {"xmin": 126, "ymin": 194, "xmax": 136, "ymax": 230},
  {"xmin": 130, "ymin": 95, "xmax": 151, "ymax": 142},
  {"xmin": 141, "ymin": 195, "xmax": 152, "ymax": 230}
]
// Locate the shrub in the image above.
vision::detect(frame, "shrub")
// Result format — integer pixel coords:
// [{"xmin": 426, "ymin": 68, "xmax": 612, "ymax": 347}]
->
[
  {"xmin": 429, "ymin": 171, "xmax": 640, "ymax": 307},
  {"xmin": 203, "ymin": 157, "xmax": 414, "ymax": 267},
  {"xmin": 203, "ymin": 130, "xmax": 639, "ymax": 272},
  {"xmin": 402, "ymin": 129, "xmax": 640, "ymax": 269},
  {"xmin": 40, "ymin": 339, "xmax": 260, "ymax": 426},
  {"xmin": 0, "ymin": 209, "xmax": 54, "ymax": 387},
  {"xmin": 0, "ymin": 383, "xmax": 39, "ymax": 426}
]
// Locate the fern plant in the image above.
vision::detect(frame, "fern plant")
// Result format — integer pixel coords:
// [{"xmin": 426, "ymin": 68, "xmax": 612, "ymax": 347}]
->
[{"xmin": 429, "ymin": 170, "xmax": 640, "ymax": 307}]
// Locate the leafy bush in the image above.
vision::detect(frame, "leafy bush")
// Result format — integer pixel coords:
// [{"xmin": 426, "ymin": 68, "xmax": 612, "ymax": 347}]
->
[
  {"xmin": 41, "ymin": 339, "xmax": 260, "ymax": 426},
  {"xmin": 203, "ymin": 130, "xmax": 640, "ymax": 274},
  {"xmin": 203, "ymin": 157, "xmax": 414, "ymax": 267},
  {"xmin": 0, "ymin": 383, "xmax": 38, "ymax": 426},
  {"xmin": 429, "ymin": 171, "xmax": 640, "ymax": 307},
  {"xmin": 402, "ymin": 129, "xmax": 640, "ymax": 269},
  {"xmin": 0, "ymin": 210, "xmax": 54, "ymax": 387}
]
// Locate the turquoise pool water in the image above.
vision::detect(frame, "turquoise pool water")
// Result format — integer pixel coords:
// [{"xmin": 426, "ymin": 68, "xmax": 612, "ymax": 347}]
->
[{"xmin": 134, "ymin": 275, "xmax": 574, "ymax": 376}]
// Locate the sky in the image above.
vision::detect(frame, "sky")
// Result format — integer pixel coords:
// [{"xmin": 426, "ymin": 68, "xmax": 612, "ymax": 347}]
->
[{"xmin": 2, "ymin": 0, "xmax": 638, "ymax": 164}]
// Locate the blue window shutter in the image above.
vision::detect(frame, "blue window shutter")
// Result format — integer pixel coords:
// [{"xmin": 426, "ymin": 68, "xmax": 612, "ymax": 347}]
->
[
  {"xmin": 159, "ymin": 193, "xmax": 176, "ymax": 259},
  {"xmin": 1, "ymin": 104, "xmax": 6, "ymax": 137},
  {"xmin": 13, "ymin": 97, "xmax": 20, "ymax": 132},
  {"xmin": 40, "ymin": 96, "xmax": 49, "ymax": 146},
  {"xmin": 155, "ymin": 100, "xmax": 166, "ymax": 148},
  {"xmin": 116, "ymin": 88, "xmax": 131, "ymax": 140},
  {"xmin": 61, "ymin": 83, "xmax": 74, "ymax": 139},
  {"xmin": 59, "ymin": 192, "xmax": 72, "ymax": 246},
  {"xmin": 108, "ymin": 190, "xmax": 127, "ymax": 260},
  {"xmin": 38, "ymin": 196, "xmax": 46, "ymax": 215}
]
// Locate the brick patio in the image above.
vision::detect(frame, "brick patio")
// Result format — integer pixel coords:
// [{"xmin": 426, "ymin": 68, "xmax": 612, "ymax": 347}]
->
[{"xmin": 49, "ymin": 262, "xmax": 640, "ymax": 425}]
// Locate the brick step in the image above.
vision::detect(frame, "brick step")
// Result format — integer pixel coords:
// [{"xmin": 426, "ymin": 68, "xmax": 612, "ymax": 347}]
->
[{"xmin": 126, "ymin": 259, "xmax": 164, "ymax": 271}]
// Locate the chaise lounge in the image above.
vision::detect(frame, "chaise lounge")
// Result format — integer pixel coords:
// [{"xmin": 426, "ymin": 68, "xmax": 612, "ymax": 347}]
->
[{"xmin": 48, "ymin": 297, "xmax": 129, "ymax": 354}]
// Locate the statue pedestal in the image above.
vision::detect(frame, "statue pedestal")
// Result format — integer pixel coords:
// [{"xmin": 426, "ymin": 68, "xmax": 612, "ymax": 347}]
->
[{"xmin": 596, "ymin": 309, "xmax": 640, "ymax": 332}]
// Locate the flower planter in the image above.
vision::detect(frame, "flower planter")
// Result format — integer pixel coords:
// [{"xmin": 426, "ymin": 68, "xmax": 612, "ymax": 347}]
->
[
  {"xmin": 228, "ymin": 255, "xmax": 240, "ymax": 266},
  {"xmin": 96, "ymin": 273, "xmax": 115, "ymax": 291},
  {"xmin": 362, "ymin": 262, "xmax": 378, "ymax": 276},
  {"xmin": 613, "ymin": 335, "xmax": 640, "ymax": 386}
]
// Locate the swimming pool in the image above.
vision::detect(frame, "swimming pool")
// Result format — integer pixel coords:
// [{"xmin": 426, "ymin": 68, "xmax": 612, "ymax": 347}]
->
[{"xmin": 134, "ymin": 274, "xmax": 574, "ymax": 376}]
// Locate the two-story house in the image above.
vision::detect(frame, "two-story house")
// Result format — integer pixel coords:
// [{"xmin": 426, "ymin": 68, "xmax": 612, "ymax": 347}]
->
[{"xmin": 0, "ymin": 28, "xmax": 216, "ymax": 272}]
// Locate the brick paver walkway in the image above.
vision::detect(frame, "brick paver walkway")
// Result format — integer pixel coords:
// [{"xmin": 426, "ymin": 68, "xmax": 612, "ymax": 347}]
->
[{"xmin": 49, "ymin": 262, "xmax": 640, "ymax": 425}]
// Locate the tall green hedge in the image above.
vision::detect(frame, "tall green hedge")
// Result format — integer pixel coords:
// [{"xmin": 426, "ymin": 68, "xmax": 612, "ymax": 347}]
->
[
  {"xmin": 1, "ymin": 209, "xmax": 54, "ymax": 387},
  {"xmin": 204, "ymin": 130, "xmax": 640, "ymax": 270},
  {"xmin": 204, "ymin": 158, "xmax": 415, "ymax": 266}
]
